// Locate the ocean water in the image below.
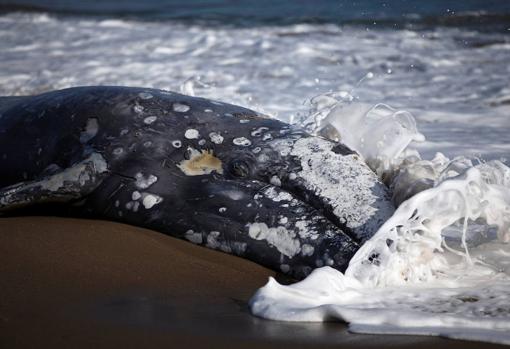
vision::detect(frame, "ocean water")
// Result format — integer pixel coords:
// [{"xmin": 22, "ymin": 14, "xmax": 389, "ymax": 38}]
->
[{"xmin": 1, "ymin": 0, "xmax": 510, "ymax": 345}]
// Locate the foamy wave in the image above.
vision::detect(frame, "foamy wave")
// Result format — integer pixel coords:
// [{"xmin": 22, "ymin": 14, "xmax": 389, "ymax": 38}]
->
[{"xmin": 251, "ymin": 97, "xmax": 510, "ymax": 345}]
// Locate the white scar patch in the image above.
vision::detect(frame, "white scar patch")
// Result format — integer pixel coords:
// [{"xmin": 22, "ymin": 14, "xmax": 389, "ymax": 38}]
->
[
  {"xmin": 251, "ymin": 127, "xmax": 269, "ymax": 137},
  {"xmin": 138, "ymin": 92, "xmax": 153, "ymax": 99},
  {"xmin": 185, "ymin": 129, "xmax": 199, "ymax": 139},
  {"xmin": 270, "ymin": 175, "xmax": 281, "ymax": 186},
  {"xmin": 142, "ymin": 193, "xmax": 163, "ymax": 209},
  {"xmin": 144, "ymin": 116, "xmax": 157, "ymax": 124},
  {"xmin": 301, "ymin": 244, "xmax": 315, "ymax": 256},
  {"xmin": 135, "ymin": 173, "xmax": 158, "ymax": 189},
  {"xmin": 79, "ymin": 118, "xmax": 98, "ymax": 143},
  {"xmin": 185, "ymin": 230, "xmax": 203, "ymax": 244},
  {"xmin": 248, "ymin": 222, "xmax": 301, "ymax": 258},
  {"xmin": 209, "ymin": 132, "xmax": 224, "ymax": 144},
  {"xmin": 263, "ymin": 187, "xmax": 293, "ymax": 202},
  {"xmin": 173, "ymin": 102, "xmax": 190, "ymax": 112},
  {"xmin": 177, "ymin": 148, "xmax": 223, "ymax": 176},
  {"xmin": 42, "ymin": 153, "xmax": 107, "ymax": 191},
  {"xmin": 233, "ymin": 137, "xmax": 252, "ymax": 146}
]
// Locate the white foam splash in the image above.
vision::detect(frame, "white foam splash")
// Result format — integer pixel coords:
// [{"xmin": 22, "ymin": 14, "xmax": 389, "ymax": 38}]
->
[{"xmin": 251, "ymin": 99, "xmax": 510, "ymax": 345}]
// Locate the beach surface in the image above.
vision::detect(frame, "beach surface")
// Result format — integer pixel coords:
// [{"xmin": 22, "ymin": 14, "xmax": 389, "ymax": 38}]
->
[{"xmin": 0, "ymin": 216, "xmax": 506, "ymax": 348}]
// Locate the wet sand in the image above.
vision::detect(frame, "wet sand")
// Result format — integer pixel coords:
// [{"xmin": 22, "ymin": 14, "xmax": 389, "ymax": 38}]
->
[{"xmin": 0, "ymin": 216, "xmax": 504, "ymax": 348}]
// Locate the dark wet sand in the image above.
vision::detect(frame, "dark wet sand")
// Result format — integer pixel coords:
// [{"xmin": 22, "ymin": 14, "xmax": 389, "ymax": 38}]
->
[{"xmin": 0, "ymin": 217, "xmax": 503, "ymax": 348}]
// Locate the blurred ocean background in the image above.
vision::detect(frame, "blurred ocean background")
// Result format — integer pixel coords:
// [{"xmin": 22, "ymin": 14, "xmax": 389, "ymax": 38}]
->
[{"xmin": 1, "ymin": 0, "xmax": 509, "ymax": 160}]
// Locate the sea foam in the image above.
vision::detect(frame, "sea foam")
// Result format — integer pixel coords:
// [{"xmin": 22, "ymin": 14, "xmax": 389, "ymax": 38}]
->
[{"xmin": 250, "ymin": 95, "xmax": 510, "ymax": 345}]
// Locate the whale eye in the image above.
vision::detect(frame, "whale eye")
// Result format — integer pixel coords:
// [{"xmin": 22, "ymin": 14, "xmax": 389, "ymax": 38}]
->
[{"xmin": 229, "ymin": 160, "xmax": 251, "ymax": 178}]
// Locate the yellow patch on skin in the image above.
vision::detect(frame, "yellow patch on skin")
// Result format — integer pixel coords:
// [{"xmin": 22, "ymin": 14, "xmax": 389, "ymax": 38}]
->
[{"xmin": 177, "ymin": 148, "xmax": 223, "ymax": 176}]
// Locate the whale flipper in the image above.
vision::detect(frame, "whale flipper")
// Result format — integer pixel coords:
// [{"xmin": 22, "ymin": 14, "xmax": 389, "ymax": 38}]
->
[{"xmin": 0, "ymin": 153, "xmax": 108, "ymax": 213}]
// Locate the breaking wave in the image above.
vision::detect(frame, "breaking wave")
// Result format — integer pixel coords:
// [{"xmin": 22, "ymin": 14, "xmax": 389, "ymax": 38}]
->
[{"xmin": 251, "ymin": 94, "xmax": 510, "ymax": 345}]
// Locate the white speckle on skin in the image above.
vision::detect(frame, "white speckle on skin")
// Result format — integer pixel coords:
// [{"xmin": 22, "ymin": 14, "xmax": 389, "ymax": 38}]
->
[
  {"xmin": 301, "ymin": 244, "xmax": 315, "ymax": 257},
  {"xmin": 114, "ymin": 200, "xmax": 120, "ymax": 207},
  {"xmin": 220, "ymin": 244, "xmax": 232, "ymax": 253},
  {"xmin": 138, "ymin": 92, "xmax": 153, "ymax": 99},
  {"xmin": 240, "ymin": 119, "xmax": 250, "ymax": 124},
  {"xmin": 270, "ymin": 175, "xmax": 281, "ymax": 186},
  {"xmin": 252, "ymin": 147, "xmax": 261, "ymax": 154},
  {"xmin": 211, "ymin": 101, "xmax": 224, "ymax": 106},
  {"xmin": 232, "ymin": 242, "xmax": 247, "ymax": 255},
  {"xmin": 142, "ymin": 193, "xmax": 163, "ymax": 209},
  {"xmin": 185, "ymin": 230, "xmax": 203, "ymax": 244},
  {"xmin": 263, "ymin": 187, "xmax": 293, "ymax": 202},
  {"xmin": 280, "ymin": 264, "xmax": 290, "ymax": 273},
  {"xmin": 204, "ymin": 109, "xmax": 213, "ymax": 113},
  {"xmin": 133, "ymin": 103, "xmax": 144, "ymax": 114},
  {"xmin": 172, "ymin": 140, "xmax": 182, "ymax": 148},
  {"xmin": 143, "ymin": 141, "xmax": 152, "ymax": 147},
  {"xmin": 289, "ymin": 173, "xmax": 297, "ymax": 180},
  {"xmin": 185, "ymin": 129, "xmax": 200, "ymax": 139},
  {"xmin": 257, "ymin": 154, "xmax": 270, "ymax": 162},
  {"xmin": 224, "ymin": 190, "xmax": 244, "ymax": 201},
  {"xmin": 198, "ymin": 139, "xmax": 206, "ymax": 146},
  {"xmin": 135, "ymin": 173, "xmax": 158, "ymax": 189},
  {"xmin": 144, "ymin": 116, "xmax": 157, "ymax": 124},
  {"xmin": 209, "ymin": 132, "xmax": 224, "ymax": 144},
  {"xmin": 219, "ymin": 207, "xmax": 227, "ymax": 213},
  {"xmin": 113, "ymin": 147, "xmax": 123, "ymax": 156},
  {"xmin": 80, "ymin": 118, "xmax": 99, "ymax": 143},
  {"xmin": 120, "ymin": 129, "xmax": 129, "ymax": 136},
  {"xmin": 279, "ymin": 216, "xmax": 288, "ymax": 224},
  {"xmin": 173, "ymin": 102, "xmax": 190, "ymax": 112},
  {"xmin": 262, "ymin": 133, "xmax": 273, "ymax": 141},
  {"xmin": 224, "ymin": 113, "xmax": 233, "ymax": 117},
  {"xmin": 251, "ymin": 127, "xmax": 269, "ymax": 137},
  {"xmin": 295, "ymin": 220, "xmax": 313, "ymax": 239},
  {"xmin": 247, "ymin": 222, "xmax": 301, "ymax": 258},
  {"xmin": 233, "ymin": 137, "xmax": 252, "ymax": 146},
  {"xmin": 125, "ymin": 201, "xmax": 140, "ymax": 212},
  {"xmin": 206, "ymin": 231, "xmax": 222, "ymax": 249},
  {"xmin": 132, "ymin": 191, "xmax": 141, "ymax": 201}
]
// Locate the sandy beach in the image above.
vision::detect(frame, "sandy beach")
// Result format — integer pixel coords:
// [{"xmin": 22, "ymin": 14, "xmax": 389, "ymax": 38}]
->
[{"xmin": 0, "ymin": 216, "xmax": 505, "ymax": 348}]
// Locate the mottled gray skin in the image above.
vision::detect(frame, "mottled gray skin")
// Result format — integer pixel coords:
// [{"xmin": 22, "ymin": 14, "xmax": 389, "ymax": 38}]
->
[{"xmin": 0, "ymin": 86, "xmax": 394, "ymax": 279}]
